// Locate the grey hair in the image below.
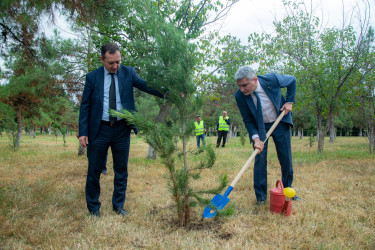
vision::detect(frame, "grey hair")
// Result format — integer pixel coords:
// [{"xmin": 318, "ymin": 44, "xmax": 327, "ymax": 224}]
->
[{"xmin": 235, "ymin": 66, "xmax": 256, "ymax": 81}]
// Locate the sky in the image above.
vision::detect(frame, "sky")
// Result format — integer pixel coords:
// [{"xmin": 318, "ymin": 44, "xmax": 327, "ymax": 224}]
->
[
  {"xmin": 45, "ymin": 0, "xmax": 374, "ymax": 44},
  {"xmin": 215, "ymin": 0, "xmax": 375, "ymax": 43},
  {"xmin": 38, "ymin": 0, "xmax": 375, "ymax": 47}
]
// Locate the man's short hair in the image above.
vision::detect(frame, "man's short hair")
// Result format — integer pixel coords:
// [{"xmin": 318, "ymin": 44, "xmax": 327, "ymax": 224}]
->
[
  {"xmin": 101, "ymin": 43, "xmax": 121, "ymax": 59},
  {"xmin": 235, "ymin": 66, "xmax": 256, "ymax": 81},
  {"xmin": 196, "ymin": 115, "xmax": 200, "ymax": 118}
]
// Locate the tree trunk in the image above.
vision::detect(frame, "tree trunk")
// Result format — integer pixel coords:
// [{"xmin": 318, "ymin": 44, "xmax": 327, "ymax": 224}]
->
[
  {"xmin": 316, "ymin": 115, "xmax": 320, "ymax": 143},
  {"xmin": 147, "ymin": 103, "xmax": 171, "ymax": 160},
  {"xmin": 329, "ymin": 120, "xmax": 335, "ymax": 143},
  {"xmin": 316, "ymin": 114, "xmax": 324, "ymax": 153},
  {"xmin": 182, "ymin": 113, "xmax": 190, "ymax": 226},
  {"xmin": 298, "ymin": 127, "xmax": 303, "ymax": 139},
  {"xmin": 15, "ymin": 107, "xmax": 22, "ymax": 149},
  {"xmin": 359, "ymin": 124, "xmax": 363, "ymax": 137},
  {"xmin": 227, "ymin": 123, "xmax": 232, "ymax": 142},
  {"xmin": 367, "ymin": 100, "xmax": 374, "ymax": 154},
  {"xmin": 233, "ymin": 126, "xmax": 237, "ymax": 137},
  {"xmin": 78, "ymin": 145, "xmax": 86, "ymax": 156},
  {"xmin": 146, "ymin": 146, "xmax": 157, "ymax": 159}
]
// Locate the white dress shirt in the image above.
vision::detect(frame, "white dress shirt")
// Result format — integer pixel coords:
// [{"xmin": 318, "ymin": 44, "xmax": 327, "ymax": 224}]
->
[
  {"xmin": 251, "ymin": 81, "xmax": 277, "ymax": 140},
  {"xmin": 102, "ymin": 67, "xmax": 124, "ymax": 121}
]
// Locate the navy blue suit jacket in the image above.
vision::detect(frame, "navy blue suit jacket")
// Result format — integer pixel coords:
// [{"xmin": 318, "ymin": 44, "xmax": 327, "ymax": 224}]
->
[
  {"xmin": 234, "ymin": 73, "xmax": 296, "ymax": 141},
  {"xmin": 79, "ymin": 65, "xmax": 164, "ymax": 142}
]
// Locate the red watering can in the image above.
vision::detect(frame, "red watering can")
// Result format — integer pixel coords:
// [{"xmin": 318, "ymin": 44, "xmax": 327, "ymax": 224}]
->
[{"xmin": 270, "ymin": 180, "xmax": 295, "ymax": 216}]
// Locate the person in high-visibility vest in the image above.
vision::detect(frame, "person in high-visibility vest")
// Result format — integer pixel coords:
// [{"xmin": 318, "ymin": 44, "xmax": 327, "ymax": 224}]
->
[
  {"xmin": 194, "ymin": 115, "xmax": 206, "ymax": 148},
  {"xmin": 216, "ymin": 111, "xmax": 231, "ymax": 148}
]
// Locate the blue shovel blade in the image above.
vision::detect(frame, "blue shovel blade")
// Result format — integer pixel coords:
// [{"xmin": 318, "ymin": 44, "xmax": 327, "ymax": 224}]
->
[{"xmin": 203, "ymin": 194, "xmax": 230, "ymax": 219}]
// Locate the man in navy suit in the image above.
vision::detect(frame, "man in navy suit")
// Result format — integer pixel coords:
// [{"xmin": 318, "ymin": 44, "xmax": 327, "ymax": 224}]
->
[
  {"xmin": 79, "ymin": 43, "xmax": 165, "ymax": 217},
  {"xmin": 234, "ymin": 66, "xmax": 300, "ymax": 205}
]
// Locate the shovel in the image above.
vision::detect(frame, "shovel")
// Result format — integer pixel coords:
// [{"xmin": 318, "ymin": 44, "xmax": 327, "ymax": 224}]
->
[{"xmin": 203, "ymin": 110, "xmax": 286, "ymax": 219}]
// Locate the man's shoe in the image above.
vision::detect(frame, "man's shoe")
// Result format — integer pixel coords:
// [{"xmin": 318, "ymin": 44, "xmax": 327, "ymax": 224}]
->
[
  {"xmin": 102, "ymin": 169, "xmax": 107, "ymax": 175},
  {"xmin": 89, "ymin": 210, "xmax": 100, "ymax": 218},
  {"xmin": 292, "ymin": 195, "xmax": 301, "ymax": 201},
  {"xmin": 255, "ymin": 200, "xmax": 266, "ymax": 206},
  {"xmin": 113, "ymin": 207, "xmax": 129, "ymax": 216},
  {"xmin": 222, "ymin": 145, "xmax": 225, "ymax": 147},
  {"xmin": 216, "ymin": 145, "xmax": 219, "ymax": 148}
]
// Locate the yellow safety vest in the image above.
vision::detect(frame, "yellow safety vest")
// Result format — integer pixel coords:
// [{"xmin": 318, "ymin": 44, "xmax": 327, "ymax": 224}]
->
[
  {"xmin": 218, "ymin": 116, "xmax": 229, "ymax": 131},
  {"xmin": 194, "ymin": 121, "xmax": 205, "ymax": 136}
]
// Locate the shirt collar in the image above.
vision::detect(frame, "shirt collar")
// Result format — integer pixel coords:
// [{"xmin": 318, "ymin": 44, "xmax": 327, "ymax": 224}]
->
[
  {"xmin": 103, "ymin": 67, "xmax": 117, "ymax": 76},
  {"xmin": 255, "ymin": 80, "xmax": 262, "ymax": 92},
  {"xmin": 251, "ymin": 80, "xmax": 261, "ymax": 95}
]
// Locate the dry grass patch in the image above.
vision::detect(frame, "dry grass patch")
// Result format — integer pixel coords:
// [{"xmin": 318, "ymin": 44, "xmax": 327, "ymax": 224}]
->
[{"xmin": 0, "ymin": 134, "xmax": 374, "ymax": 248}]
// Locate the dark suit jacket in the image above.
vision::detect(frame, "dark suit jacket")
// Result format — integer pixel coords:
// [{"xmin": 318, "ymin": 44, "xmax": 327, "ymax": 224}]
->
[
  {"xmin": 79, "ymin": 65, "xmax": 164, "ymax": 142},
  {"xmin": 234, "ymin": 73, "xmax": 296, "ymax": 141}
]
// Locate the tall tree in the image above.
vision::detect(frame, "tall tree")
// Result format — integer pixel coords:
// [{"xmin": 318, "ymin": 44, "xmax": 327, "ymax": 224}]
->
[
  {"xmin": 353, "ymin": 43, "xmax": 375, "ymax": 153},
  {"xmin": 0, "ymin": 0, "xmax": 114, "ymax": 149},
  {"xmin": 250, "ymin": 0, "xmax": 374, "ymax": 152},
  {"xmin": 112, "ymin": 0, "xmax": 229, "ymax": 226},
  {"xmin": 78, "ymin": 0, "xmax": 239, "ymax": 158}
]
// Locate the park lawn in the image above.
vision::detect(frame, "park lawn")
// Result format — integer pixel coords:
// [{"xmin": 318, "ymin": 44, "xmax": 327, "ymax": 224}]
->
[{"xmin": 0, "ymin": 134, "xmax": 374, "ymax": 249}]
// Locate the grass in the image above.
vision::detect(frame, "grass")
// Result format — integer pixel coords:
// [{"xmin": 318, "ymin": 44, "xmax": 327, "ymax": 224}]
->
[{"xmin": 0, "ymin": 133, "xmax": 374, "ymax": 249}]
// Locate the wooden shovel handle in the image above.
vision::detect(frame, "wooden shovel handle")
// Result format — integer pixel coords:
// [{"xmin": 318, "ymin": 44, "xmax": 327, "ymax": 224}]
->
[{"xmin": 230, "ymin": 110, "xmax": 286, "ymax": 188}]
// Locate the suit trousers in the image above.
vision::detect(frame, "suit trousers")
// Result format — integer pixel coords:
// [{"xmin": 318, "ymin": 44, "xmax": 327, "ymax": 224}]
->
[
  {"xmin": 86, "ymin": 122, "xmax": 131, "ymax": 212},
  {"xmin": 253, "ymin": 121, "xmax": 293, "ymax": 201}
]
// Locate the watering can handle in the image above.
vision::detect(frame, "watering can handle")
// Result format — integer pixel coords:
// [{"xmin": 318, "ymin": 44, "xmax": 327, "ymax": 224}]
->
[
  {"xmin": 276, "ymin": 179, "xmax": 284, "ymax": 190},
  {"xmin": 230, "ymin": 110, "xmax": 286, "ymax": 188}
]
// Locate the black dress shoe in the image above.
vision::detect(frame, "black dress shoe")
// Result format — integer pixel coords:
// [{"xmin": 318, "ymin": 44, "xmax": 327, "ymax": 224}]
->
[
  {"xmin": 102, "ymin": 169, "xmax": 107, "ymax": 175},
  {"xmin": 292, "ymin": 195, "xmax": 301, "ymax": 201},
  {"xmin": 113, "ymin": 207, "xmax": 129, "ymax": 216},
  {"xmin": 89, "ymin": 210, "xmax": 100, "ymax": 218},
  {"xmin": 255, "ymin": 200, "xmax": 266, "ymax": 206}
]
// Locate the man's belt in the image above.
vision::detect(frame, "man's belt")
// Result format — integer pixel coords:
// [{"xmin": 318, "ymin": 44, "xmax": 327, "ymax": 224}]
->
[{"xmin": 101, "ymin": 119, "xmax": 126, "ymax": 127}]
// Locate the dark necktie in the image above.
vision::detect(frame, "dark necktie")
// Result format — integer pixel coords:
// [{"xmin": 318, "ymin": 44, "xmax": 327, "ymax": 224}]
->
[
  {"xmin": 254, "ymin": 91, "xmax": 266, "ymax": 141},
  {"xmin": 109, "ymin": 73, "xmax": 117, "ymax": 125}
]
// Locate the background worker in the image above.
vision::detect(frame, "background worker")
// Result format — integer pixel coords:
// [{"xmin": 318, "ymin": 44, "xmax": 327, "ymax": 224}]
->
[
  {"xmin": 234, "ymin": 65, "xmax": 300, "ymax": 205},
  {"xmin": 194, "ymin": 115, "xmax": 206, "ymax": 148},
  {"xmin": 216, "ymin": 111, "xmax": 231, "ymax": 148}
]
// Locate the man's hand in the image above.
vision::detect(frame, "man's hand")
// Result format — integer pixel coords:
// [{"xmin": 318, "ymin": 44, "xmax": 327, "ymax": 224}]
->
[
  {"xmin": 79, "ymin": 136, "xmax": 89, "ymax": 148},
  {"xmin": 280, "ymin": 102, "xmax": 293, "ymax": 115},
  {"xmin": 253, "ymin": 138, "xmax": 264, "ymax": 154}
]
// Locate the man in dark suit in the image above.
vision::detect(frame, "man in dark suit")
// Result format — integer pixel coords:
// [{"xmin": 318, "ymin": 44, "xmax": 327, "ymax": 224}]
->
[
  {"xmin": 234, "ymin": 66, "xmax": 300, "ymax": 205},
  {"xmin": 79, "ymin": 43, "xmax": 165, "ymax": 217}
]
